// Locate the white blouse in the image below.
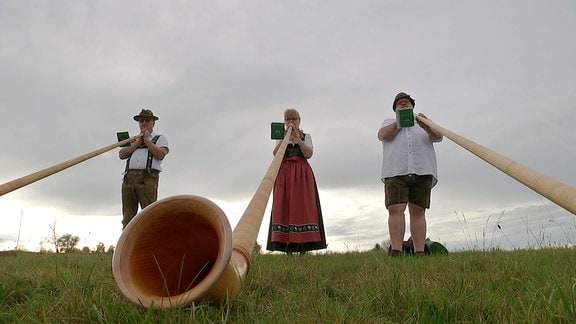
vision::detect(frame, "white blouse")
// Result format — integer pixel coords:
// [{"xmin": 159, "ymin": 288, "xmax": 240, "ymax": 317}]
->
[{"xmin": 276, "ymin": 133, "xmax": 314, "ymax": 151}]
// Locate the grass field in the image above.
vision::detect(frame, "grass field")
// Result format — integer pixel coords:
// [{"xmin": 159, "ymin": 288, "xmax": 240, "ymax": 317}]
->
[{"xmin": 1, "ymin": 248, "xmax": 575, "ymax": 323}]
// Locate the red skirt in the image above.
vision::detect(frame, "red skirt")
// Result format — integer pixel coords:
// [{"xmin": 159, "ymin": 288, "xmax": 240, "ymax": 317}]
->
[{"xmin": 267, "ymin": 156, "xmax": 327, "ymax": 253}]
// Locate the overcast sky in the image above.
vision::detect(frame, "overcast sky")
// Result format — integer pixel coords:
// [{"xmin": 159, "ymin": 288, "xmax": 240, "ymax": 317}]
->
[{"xmin": 1, "ymin": 1, "xmax": 575, "ymax": 253}]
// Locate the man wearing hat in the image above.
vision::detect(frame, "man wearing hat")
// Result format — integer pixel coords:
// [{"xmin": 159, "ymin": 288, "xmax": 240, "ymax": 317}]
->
[
  {"xmin": 377, "ymin": 92, "xmax": 443, "ymax": 257},
  {"xmin": 119, "ymin": 109, "xmax": 169, "ymax": 229}
]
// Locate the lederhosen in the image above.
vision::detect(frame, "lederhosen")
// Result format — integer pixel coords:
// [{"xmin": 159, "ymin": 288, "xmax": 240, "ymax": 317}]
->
[{"xmin": 121, "ymin": 135, "xmax": 161, "ymax": 228}]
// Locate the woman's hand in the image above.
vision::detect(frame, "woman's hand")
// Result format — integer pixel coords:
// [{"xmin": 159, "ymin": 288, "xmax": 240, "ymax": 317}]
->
[
  {"xmin": 290, "ymin": 128, "xmax": 301, "ymax": 142},
  {"xmin": 284, "ymin": 123, "xmax": 296, "ymax": 139}
]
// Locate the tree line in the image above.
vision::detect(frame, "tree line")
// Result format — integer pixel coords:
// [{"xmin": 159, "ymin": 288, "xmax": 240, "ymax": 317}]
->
[{"xmin": 40, "ymin": 221, "xmax": 115, "ymax": 253}]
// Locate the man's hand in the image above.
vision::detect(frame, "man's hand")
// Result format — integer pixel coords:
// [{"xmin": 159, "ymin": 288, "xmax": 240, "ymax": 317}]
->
[
  {"xmin": 416, "ymin": 113, "xmax": 442, "ymax": 141},
  {"xmin": 140, "ymin": 130, "xmax": 151, "ymax": 144}
]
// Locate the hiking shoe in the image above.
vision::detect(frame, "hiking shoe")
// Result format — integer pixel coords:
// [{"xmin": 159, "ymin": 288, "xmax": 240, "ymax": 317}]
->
[{"xmin": 389, "ymin": 249, "xmax": 402, "ymax": 257}]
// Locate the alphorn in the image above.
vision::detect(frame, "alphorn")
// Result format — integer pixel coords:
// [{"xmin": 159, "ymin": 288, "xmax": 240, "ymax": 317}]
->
[
  {"xmin": 415, "ymin": 115, "xmax": 576, "ymax": 215},
  {"xmin": 112, "ymin": 126, "xmax": 293, "ymax": 309},
  {"xmin": 0, "ymin": 135, "xmax": 140, "ymax": 196}
]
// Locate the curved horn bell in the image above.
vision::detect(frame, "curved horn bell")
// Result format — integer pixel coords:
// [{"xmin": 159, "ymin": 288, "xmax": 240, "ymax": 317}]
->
[
  {"xmin": 112, "ymin": 195, "xmax": 234, "ymax": 308},
  {"xmin": 113, "ymin": 127, "xmax": 293, "ymax": 309}
]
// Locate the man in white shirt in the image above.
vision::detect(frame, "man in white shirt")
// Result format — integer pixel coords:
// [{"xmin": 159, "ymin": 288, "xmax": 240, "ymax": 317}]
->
[
  {"xmin": 119, "ymin": 109, "xmax": 169, "ymax": 229},
  {"xmin": 377, "ymin": 92, "xmax": 442, "ymax": 256}
]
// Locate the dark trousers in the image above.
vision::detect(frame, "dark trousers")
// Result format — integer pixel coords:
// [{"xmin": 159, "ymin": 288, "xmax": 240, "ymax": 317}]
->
[{"xmin": 121, "ymin": 170, "xmax": 159, "ymax": 228}]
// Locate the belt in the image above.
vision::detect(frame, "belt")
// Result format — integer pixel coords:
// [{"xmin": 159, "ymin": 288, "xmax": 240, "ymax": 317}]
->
[{"xmin": 127, "ymin": 169, "xmax": 159, "ymax": 174}]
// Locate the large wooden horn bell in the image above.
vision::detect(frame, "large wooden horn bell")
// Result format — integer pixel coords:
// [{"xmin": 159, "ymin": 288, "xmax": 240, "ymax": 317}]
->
[{"xmin": 112, "ymin": 127, "xmax": 293, "ymax": 308}]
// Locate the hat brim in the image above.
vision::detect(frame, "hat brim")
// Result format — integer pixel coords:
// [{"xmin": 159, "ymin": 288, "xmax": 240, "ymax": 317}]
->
[{"xmin": 133, "ymin": 115, "xmax": 159, "ymax": 121}]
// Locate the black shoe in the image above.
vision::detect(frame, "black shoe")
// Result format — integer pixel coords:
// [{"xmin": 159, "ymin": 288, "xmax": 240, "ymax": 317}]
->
[{"xmin": 389, "ymin": 249, "xmax": 402, "ymax": 257}]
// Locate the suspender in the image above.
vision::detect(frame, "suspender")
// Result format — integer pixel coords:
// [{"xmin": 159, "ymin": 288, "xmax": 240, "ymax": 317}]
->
[{"xmin": 125, "ymin": 135, "xmax": 161, "ymax": 172}]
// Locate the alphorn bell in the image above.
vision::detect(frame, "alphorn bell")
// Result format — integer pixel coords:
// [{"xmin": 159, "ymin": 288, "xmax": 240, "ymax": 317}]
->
[
  {"xmin": 112, "ymin": 126, "xmax": 294, "ymax": 308},
  {"xmin": 415, "ymin": 114, "xmax": 576, "ymax": 215},
  {"xmin": 0, "ymin": 135, "xmax": 140, "ymax": 196}
]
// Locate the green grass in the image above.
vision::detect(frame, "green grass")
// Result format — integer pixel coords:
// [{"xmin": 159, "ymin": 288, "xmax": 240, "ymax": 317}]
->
[{"xmin": 1, "ymin": 248, "xmax": 575, "ymax": 323}]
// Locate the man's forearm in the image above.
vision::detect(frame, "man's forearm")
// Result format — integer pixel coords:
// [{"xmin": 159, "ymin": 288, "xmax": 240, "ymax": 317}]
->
[{"xmin": 378, "ymin": 123, "xmax": 399, "ymax": 141}]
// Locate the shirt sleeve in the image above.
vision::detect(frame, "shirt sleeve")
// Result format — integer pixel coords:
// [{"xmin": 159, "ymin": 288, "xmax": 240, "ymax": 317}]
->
[
  {"xmin": 304, "ymin": 133, "xmax": 313, "ymax": 151},
  {"xmin": 156, "ymin": 135, "xmax": 169, "ymax": 149},
  {"xmin": 381, "ymin": 118, "xmax": 395, "ymax": 128}
]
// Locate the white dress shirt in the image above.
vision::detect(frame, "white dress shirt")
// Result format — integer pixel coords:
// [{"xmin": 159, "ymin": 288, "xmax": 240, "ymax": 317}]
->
[
  {"xmin": 127, "ymin": 132, "xmax": 169, "ymax": 171},
  {"xmin": 380, "ymin": 118, "xmax": 441, "ymax": 186}
]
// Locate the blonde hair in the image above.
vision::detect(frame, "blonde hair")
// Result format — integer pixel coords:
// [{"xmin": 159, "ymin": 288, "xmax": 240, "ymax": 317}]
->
[
  {"xmin": 283, "ymin": 108, "xmax": 300, "ymax": 120},
  {"xmin": 283, "ymin": 108, "xmax": 303, "ymax": 134}
]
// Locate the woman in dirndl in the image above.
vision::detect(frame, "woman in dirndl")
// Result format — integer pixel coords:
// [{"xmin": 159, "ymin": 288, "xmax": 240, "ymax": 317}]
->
[{"xmin": 266, "ymin": 108, "xmax": 327, "ymax": 254}]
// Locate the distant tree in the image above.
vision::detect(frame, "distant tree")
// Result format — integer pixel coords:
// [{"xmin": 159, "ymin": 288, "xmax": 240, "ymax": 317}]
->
[
  {"xmin": 57, "ymin": 234, "xmax": 80, "ymax": 253},
  {"xmin": 95, "ymin": 242, "xmax": 106, "ymax": 253},
  {"xmin": 107, "ymin": 245, "xmax": 115, "ymax": 254},
  {"xmin": 82, "ymin": 246, "xmax": 91, "ymax": 253},
  {"xmin": 46, "ymin": 221, "xmax": 60, "ymax": 253}
]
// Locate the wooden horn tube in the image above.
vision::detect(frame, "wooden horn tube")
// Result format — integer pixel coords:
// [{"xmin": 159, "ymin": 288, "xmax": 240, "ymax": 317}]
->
[
  {"xmin": 415, "ymin": 115, "xmax": 576, "ymax": 215},
  {"xmin": 112, "ymin": 127, "xmax": 293, "ymax": 309},
  {"xmin": 0, "ymin": 135, "xmax": 140, "ymax": 196}
]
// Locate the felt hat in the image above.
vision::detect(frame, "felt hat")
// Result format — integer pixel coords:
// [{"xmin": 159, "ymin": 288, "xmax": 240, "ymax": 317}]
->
[
  {"xmin": 133, "ymin": 109, "xmax": 159, "ymax": 121},
  {"xmin": 392, "ymin": 92, "xmax": 415, "ymax": 111}
]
